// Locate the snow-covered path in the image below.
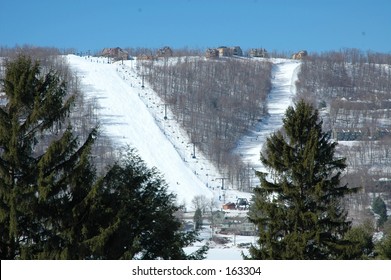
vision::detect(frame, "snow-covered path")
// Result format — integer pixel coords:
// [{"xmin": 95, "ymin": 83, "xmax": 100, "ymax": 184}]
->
[{"xmin": 235, "ymin": 59, "xmax": 301, "ymax": 177}]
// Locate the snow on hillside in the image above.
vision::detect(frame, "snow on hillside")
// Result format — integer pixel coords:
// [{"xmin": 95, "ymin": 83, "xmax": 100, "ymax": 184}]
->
[
  {"xmin": 234, "ymin": 59, "xmax": 301, "ymax": 178},
  {"xmin": 67, "ymin": 56, "xmax": 300, "ymax": 205},
  {"xmin": 67, "ymin": 55, "xmax": 300, "ymax": 259},
  {"xmin": 67, "ymin": 55, "xmax": 253, "ymax": 208}
]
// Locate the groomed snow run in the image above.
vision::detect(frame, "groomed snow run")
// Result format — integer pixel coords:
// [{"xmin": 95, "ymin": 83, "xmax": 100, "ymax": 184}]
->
[
  {"xmin": 235, "ymin": 59, "xmax": 301, "ymax": 176},
  {"xmin": 67, "ymin": 55, "xmax": 300, "ymax": 206},
  {"xmin": 67, "ymin": 55, "xmax": 215, "ymax": 207}
]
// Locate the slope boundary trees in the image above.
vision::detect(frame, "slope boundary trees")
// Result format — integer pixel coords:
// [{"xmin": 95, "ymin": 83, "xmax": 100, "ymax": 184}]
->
[{"xmin": 142, "ymin": 57, "xmax": 272, "ymax": 190}]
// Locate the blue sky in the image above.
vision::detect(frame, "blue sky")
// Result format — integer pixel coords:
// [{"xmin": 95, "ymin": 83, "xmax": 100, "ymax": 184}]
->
[{"xmin": 1, "ymin": 0, "xmax": 390, "ymax": 54}]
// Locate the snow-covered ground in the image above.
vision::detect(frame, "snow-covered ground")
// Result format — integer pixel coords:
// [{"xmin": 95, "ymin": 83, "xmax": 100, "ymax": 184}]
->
[
  {"xmin": 234, "ymin": 59, "xmax": 300, "ymax": 177},
  {"xmin": 66, "ymin": 55, "xmax": 299, "ymax": 259},
  {"xmin": 67, "ymin": 55, "xmax": 217, "ymax": 207}
]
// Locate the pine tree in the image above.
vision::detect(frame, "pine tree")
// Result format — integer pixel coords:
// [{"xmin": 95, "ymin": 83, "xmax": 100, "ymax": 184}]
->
[
  {"xmin": 375, "ymin": 233, "xmax": 391, "ymax": 259},
  {"xmin": 247, "ymin": 100, "xmax": 358, "ymax": 260},
  {"xmin": 83, "ymin": 149, "xmax": 208, "ymax": 260},
  {"xmin": 343, "ymin": 220, "xmax": 375, "ymax": 259},
  {"xmin": 194, "ymin": 208, "xmax": 203, "ymax": 230},
  {"xmin": 372, "ymin": 196, "xmax": 388, "ymax": 228},
  {"xmin": 0, "ymin": 54, "xmax": 98, "ymax": 259}
]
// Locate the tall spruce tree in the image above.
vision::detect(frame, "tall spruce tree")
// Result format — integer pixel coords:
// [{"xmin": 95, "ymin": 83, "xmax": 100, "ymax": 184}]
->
[
  {"xmin": 247, "ymin": 100, "xmax": 358, "ymax": 260},
  {"xmin": 0, "ymin": 54, "xmax": 99, "ymax": 259},
  {"xmin": 372, "ymin": 196, "xmax": 388, "ymax": 228}
]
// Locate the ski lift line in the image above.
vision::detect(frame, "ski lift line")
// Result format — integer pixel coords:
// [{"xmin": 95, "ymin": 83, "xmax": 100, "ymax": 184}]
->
[
  {"xmin": 93, "ymin": 57, "xmax": 227, "ymax": 203},
  {"xmin": 138, "ymin": 87, "xmax": 221, "ymax": 188}
]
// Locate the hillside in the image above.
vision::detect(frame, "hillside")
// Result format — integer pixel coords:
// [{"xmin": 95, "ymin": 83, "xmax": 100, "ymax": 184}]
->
[
  {"xmin": 67, "ymin": 55, "xmax": 218, "ymax": 207},
  {"xmin": 66, "ymin": 55, "xmax": 302, "ymax": 208},
  {"xmin": 2, "ymin": 48, "xmax": 389, "ymax": 259},
  {"xmin": 142, "ymin": 56, "xmax": 272, "ymax": 191},
  {"xmin": 235, "ymin": 59, "xmax": 300, "ymax": 176},
  {"xmin": 66, "ymin": 51, "xmax": 391, "ymax": 258},
  {"xmin": 295, "ymin": 50, "xmax": 391, "ymax": 224}
]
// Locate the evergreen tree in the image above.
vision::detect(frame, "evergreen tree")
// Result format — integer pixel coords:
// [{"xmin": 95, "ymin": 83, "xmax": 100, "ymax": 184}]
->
[
  {"xmin": 247, "ymin": 100, "xmax": 358, "ymax": 260},
  {"xmin": 0, "ymin": 54, "xmax": 98, "ymax": 259},
  {"xmin": 84, "ymin": 149, "xmax": 208, "ymax": 260},
  {"xmin": 343, "ymin": 220, "xmax": 375, "ymax": 259},
  {"xmin": 375, "ymin": 233, "xmax": 391, "ymax": 259},
  {"xmin": 194, "ymin": 208, "xmax": 203, "ymax": 231},
  {"xmin": 372, "ymin": 196, "xmax": 388, "ymax": 228}
]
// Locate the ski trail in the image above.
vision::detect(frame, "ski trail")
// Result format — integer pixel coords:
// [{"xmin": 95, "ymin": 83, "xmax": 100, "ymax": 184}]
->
[
  {"xmin": 66, "ymin": 55, "xmax": 214, "ymax": 206},
  {"xmin": 66, "ymin": 55, "xmax": 299, "ymax": 205},
  {"xmin": 235, "ymin": 59, "xmax": 301, "ymax": 179}
]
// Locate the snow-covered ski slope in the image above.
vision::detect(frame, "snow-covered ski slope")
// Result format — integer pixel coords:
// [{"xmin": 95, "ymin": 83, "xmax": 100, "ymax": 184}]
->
[
  {"xmin": 67, "ymin": 55, "xmax": 218, "ymax": 206},
  {"xmin": 235, "ymin": 59, "xmax": 301, "ymax": 174},
  {"xmin": 67, "ymin": 55, "xmax": 299, "ymax": 206}
]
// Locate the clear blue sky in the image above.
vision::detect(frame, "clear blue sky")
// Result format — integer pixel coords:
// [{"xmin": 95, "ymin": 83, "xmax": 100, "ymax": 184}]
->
[{"xmin": 1, "ymin": 0, "xmax": 390, "ymax": 54}]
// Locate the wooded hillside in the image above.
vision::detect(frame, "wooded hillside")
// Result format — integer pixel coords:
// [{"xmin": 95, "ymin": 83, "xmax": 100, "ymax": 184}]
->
[
  {"xmin": 142, "ymin": 57, "xmax": 272, "ymax": 190},
  {"xmin": 295, "ymin": 49, "xmax": 391, "ymax": 224}
]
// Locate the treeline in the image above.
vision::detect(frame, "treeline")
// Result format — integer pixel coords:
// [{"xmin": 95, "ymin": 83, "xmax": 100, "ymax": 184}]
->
[
  {"xmin": 142, "ymin": 57, "xmax": 272, "ymax": 189},
  {"xmin": 296, "ymin": 49, "xmax": 391, "ymax": 133},
  {"xmin": 122, "ymin": 47, "xmax": 203, "ymax": 57},
  {"xmin": 0, "ymin": 45, "xmax": 76, "ymax": 58}
]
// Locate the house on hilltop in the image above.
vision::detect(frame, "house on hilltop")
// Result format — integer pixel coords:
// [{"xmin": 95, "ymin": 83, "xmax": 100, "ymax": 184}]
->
[
  {"xmin": 217, "ymin": 46, "xmax": 243, "ymax": 57},
  {"xmin": 205, "ymin": 46, "xmax": 243, "ymax": 58},
  {"xmin": 156, "ymin": 46, "xmax": 173, "ymax": 57},
  {"xmin": 230, "ymin": 46, "xmax": 243, "ymax": 56},
  {"xmin": 217, "ymin": 46, "xmax": 230, "ymax": 57},
  {"xmin": 101, "ymin": 47, "xmax": 128, "ymax": 61},
  {"xmin": 292, "ymin": 50, "xmax": 308, "ymax": 60},
  {"xmin": 205, "ymin": 48, "xmax": 219, "ymax": 58},
  {"xmin": 249, "ymin": 48, "xmax": 268, "ymax": 58}
]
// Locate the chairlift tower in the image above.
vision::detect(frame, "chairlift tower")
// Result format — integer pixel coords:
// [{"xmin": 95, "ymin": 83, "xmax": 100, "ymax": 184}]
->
[
  {"xmin": 164, "ymin": 103, "xmax": 168, "ymax": 120},
  {"xmin": 141, "ymin": 73, "xmax": 145, "ymax": 89},
  {"xmin": 216, "ymin": 177, "xmax": 229, "ymax": 203},
  {"xmin": 191, "ymin": 142, "xmax": 199, "ymax": 158}
]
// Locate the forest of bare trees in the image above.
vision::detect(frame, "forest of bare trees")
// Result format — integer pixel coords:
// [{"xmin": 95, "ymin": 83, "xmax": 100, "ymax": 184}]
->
[
  {"xmin": 141, "ymin": 56, "xmax": 272, "ymax": 189},
  {"xmin": 295, "ymin": 49, "xmax": 391, "ymax": 223},
  {"xmin": 296, "ymin": 49, "xmax": 391, "ymax": 132}
]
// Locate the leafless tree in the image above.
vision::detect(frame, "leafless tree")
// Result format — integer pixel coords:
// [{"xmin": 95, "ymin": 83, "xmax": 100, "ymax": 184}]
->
[{"xmin": 142, "ymin": 56, "xmax": 272, "ymax": 189}]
